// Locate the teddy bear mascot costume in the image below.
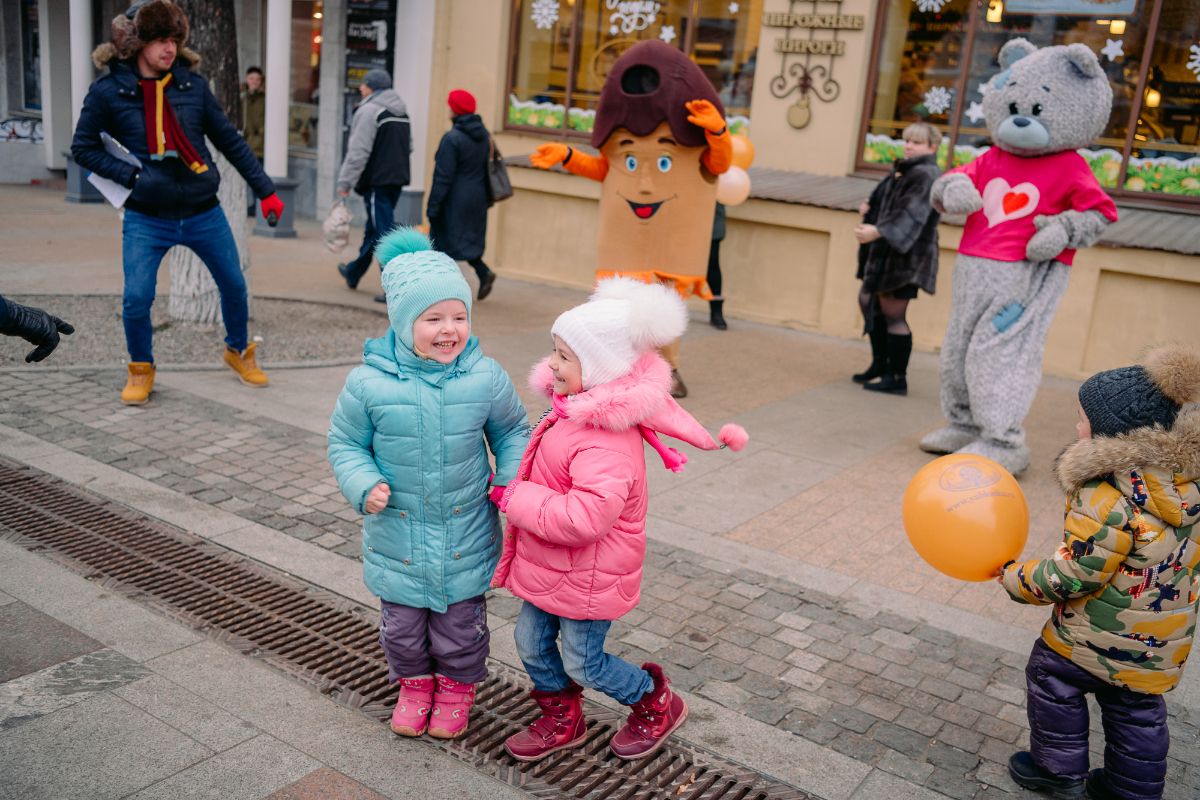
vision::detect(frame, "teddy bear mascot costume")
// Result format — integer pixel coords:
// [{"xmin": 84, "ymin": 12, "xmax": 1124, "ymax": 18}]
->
[
  {"xmin": 920, "ymin": 39, "xmax": 1118, "ymax": 476},
  {"xmin": 528, "ymin": 40, "xmax": 732, "ymax": 399}
]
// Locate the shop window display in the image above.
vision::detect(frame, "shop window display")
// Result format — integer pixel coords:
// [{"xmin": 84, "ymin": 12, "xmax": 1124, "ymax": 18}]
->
[
  {"xmin": 861, "ymin": 0, "xmax": 1200, "ymax": 201},
  {"xmin": 289, "ymin": 1, "xmax": 323, "ymax": 152},
  {"xmin": 507, "ymin": 0, "xmax": 760, "ymax": 136}
]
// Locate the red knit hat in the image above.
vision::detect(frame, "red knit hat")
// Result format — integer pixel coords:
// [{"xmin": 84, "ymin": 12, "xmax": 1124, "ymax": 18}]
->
[{"xmin": 448, "ymin": 89, "xmax": 476, "ymax": 116}]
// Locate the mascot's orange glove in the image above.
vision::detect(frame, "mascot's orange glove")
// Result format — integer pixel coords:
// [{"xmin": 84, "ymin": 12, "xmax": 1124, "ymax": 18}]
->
[
  {"xmin": 686, "ymin": 99, "xmax": 732, "ymax": 175},
  {"xmin": 530, "ymin": 143, "xmax": 608, "ymax": 182}
]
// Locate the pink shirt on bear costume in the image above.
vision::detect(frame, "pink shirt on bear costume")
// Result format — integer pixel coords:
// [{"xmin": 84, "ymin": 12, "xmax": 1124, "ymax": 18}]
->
[{"xmin": 949, "ymin": 147, "xmax": 1118, "ymax": 266}]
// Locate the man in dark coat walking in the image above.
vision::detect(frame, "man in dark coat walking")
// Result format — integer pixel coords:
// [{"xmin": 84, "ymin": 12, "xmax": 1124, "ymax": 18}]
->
[
  {"xmin": 71, "ymin": 0, "xmax": 283, "ymax": 405},
  {"xmin": 428, "ymin": 90, "xmax": 496, "ymax": 301}
]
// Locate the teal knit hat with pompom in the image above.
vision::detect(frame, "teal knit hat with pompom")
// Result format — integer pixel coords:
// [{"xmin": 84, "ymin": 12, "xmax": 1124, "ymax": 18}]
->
[{"xmin": 377, "ymin": 228, "xmax": 472, "ymax": 349}]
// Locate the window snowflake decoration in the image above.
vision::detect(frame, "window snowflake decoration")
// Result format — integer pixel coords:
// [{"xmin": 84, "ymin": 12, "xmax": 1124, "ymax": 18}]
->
[
  {"xmin": 915, "ymin": 0, "xmax": 948, "ymax": 13},
  {"xmin": 530, "ymin": 0, "xmax": 560, "ymax": 30},
  {"xmin": 659, "ymin": 24, "xmax": 676, "ymax": 43},
  {"xmin": 923, "ymin": 86, "xmax": 953, "ymax": 115},
  {"xmin": 1188, "ymin": 44, "xmax": 1200, "ymax": 80}
]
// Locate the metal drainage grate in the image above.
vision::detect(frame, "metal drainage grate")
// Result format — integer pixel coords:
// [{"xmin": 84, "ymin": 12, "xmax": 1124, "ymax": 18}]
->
[{"xmin": 0, "ymin": 460, "xmax": 816, "ymax": 800}]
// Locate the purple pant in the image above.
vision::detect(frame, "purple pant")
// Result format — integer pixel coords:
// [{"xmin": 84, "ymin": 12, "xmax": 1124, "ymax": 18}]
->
[
  {"xmin": 1025, "ymin": 638, "xmax": 1168, "ymax": 799},
  {"xmin": 379, "ymin": 595, "xmax": 489, "ymax": 684}
]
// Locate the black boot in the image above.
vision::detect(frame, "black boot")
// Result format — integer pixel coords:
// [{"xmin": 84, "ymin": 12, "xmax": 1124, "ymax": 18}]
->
[
  {"xmin": 852, "ymin": 315, "xmax": 888, "ymax": 383},
  {"xmin": 670, "ymin": 370, "xmax": 688, "ymax": 399},
  {"xmin": 476, "ymin": 268, "xmax": 496, "ymax": 301},
  {"xmin": 709, "ymin": 299, "xmax": 727, "ymax": 330},
  {"xmin": 864, "ymin": 333, "xmax": 911, "ymax": 395},
  {"xmin": 1008, "ymin": 752, "xmax": 1085, "ymax": 799}
]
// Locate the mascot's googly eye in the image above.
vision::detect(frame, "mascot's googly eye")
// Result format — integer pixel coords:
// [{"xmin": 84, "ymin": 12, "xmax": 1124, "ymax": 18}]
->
[
  {"xmin": 656, "ymin": 155, "xmax": 672, "ymax": 173},
  {"xmin": 1008, "ymin": 102, "xmax": 1019, "ymax": 115},
  {"xmin": 624, "ymin": 155, "xmax": 638, "ymax": 172},
  {"xmin": 1032, "ymin": 103, "xmax": 1043, "ymax": 116}
]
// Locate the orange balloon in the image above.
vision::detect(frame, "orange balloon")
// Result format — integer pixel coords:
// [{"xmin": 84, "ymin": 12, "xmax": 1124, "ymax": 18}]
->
[
  {"xmin": 902, "ymin": 454, "xmax": 1029, "ymax": 582},
  {"xmin": 730, "ymin": 134, "xmax": 755, "ymax": 169}
]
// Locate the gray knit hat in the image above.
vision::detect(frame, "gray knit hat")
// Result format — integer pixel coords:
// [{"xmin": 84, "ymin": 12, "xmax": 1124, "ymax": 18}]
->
[
  {"xmin": 376, "ymin": 228, "xmax": 471, "ymax": 350},
  {"xmin": 1078, "ymin": 346, "xmax": 1200, "ymax": 437},
  {"xmin": 362, "ymin": 69, "xmax": 392, "ymax": 91}
]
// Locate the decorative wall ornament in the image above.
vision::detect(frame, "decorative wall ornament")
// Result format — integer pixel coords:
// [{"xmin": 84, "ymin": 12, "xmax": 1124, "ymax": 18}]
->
[
  {"xmin": 915, "ymin": 0, "xmax": 949, "ymax": 12},
  {"xmin": 607, "ymin": 0, "xmax": 662, "ymax": 35},
  {"xmin": 659, "ymin": 24, "xmax": 677, "ymax": 43},
  {"xmin": 530, "ymin": 0, "xmax": 561, "ymax": 30},
  {"xmin": 1187, "ymin": 44, "xmax": 1200, "ymax": 80},
  {"xmin": 1100, "ymin": 38, "xmax": 1124, "ymax": 62},
  {"xmin": 923, "ymin": 86, "xmax": 953, "ymax": 115},
  {"xmin": 765, "ymin": 1, "xmax": 865, "ymax": 129}
]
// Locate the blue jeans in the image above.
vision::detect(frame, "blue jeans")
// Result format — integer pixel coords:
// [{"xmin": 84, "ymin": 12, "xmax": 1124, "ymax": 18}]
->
[
  {"xmin": 345, "ymin": 187, "xmax": 401, "ymax": 281},
  {"xmin": 514, "ymin": 601, "xmax": 653, "ymax": 705},
  {"xmin": 121, "ymin": 205, "xmax": 247, "ymax": 363}
]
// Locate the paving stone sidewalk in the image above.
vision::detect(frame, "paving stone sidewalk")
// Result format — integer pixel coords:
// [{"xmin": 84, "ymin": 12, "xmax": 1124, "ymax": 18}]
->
[{"xmin": 3, "ymin": 368, "xmax": 1198, "ymax": 799}]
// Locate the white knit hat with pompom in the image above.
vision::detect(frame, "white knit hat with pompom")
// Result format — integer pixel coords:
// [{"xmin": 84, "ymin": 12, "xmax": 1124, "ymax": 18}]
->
[{"xmin": 551, "ymin": 277, "xmax": 687, "ymax": 390}]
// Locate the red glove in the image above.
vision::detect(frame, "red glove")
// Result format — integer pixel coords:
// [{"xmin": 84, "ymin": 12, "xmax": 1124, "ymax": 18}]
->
[
  {"xmin": 260, "ymin": 193, "xmax": 284, "ymax": 226},
  {"xmin": 489, "ymin": 485, "xmax": 507, "ymax": 507}
]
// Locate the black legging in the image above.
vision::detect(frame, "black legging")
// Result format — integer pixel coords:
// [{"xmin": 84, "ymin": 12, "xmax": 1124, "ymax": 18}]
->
[
  {"xmin": 706, "ymin": 238, "xmax": 722, "ymax": 298},
  {"xmin": 857, "ymin": 289, "xmax": 910, "ymax": 335},
  {"xmin": 467, "ymin": 258, "xmax": 490, "ymax": 279}
]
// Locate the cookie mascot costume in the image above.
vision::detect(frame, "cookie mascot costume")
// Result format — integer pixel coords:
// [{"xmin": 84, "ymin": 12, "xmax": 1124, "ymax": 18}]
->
[
  {"xmin": 921, "ymin": 39, "xmax": 1118, "ymax": 476},
  {"xmin": 529, "ymin": 40, "xmax": 732, "ymax": 398}
]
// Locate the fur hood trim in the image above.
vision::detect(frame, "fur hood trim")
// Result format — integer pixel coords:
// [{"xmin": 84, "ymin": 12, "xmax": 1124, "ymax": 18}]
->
[
  {"xmin": 528, "ymin": 351, "xmax": 670, "ymax": 431},
  {"xmin": 1055, "ymin": 406, "xmax": 1200, "ymax": 493}
]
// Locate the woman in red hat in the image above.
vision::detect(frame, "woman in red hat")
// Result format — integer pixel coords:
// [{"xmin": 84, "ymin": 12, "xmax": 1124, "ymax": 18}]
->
[{"xmin": 427, "ymin": 89, "xmax": 498, "ymax": 301}]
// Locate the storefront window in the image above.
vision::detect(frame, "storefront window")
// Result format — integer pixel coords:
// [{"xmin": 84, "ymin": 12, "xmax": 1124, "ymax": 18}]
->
[
  {"xmin": 859, "ymin": 0, "xmax": 1200, "ymax": 202},
  {"xmin": 20, "ymin": 0, "xmax": 40, "ymax": 111},
  {"xmin": 1124, "ymin": 2, "xmax": 1200, "ymax": 196},
  {"xmin": 507, "ymin": 0, "xmax": 760, "ymax": 137},
  {"xmin": 289, "ymin": 0, "xmax": 323, "ymax": 152}
]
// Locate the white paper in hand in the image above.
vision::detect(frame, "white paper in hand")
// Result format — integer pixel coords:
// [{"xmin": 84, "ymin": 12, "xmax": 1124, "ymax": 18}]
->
[{"xmin": 87, "ymin": 133, "xmax": 143, "ymax": 208}]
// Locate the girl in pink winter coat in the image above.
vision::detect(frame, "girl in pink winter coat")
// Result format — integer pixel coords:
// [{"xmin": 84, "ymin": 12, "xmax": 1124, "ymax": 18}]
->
[{"xmin": 490, "ymin": 278, "xmax": 747, "ymax": 763}]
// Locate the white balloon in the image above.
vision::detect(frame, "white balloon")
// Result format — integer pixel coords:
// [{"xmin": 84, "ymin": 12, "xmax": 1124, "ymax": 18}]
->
[{"xmin": 716, "ymin": 167, "xmax": 751, "ymax": 206}]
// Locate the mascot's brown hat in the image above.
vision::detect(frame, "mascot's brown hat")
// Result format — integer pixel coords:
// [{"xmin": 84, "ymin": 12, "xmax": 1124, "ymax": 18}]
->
[
  {"xmin": 590, "ymin": 40, "xmax": 724, "ymax": 150},
  {"xmin": 93, "ymin": 0, "xmax": 196, "ymax": 69}
]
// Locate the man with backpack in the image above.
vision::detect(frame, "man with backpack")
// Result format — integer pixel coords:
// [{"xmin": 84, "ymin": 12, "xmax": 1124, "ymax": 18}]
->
[{"xmin": 335, "ymin": 69, "xmax": 412, "ymax": 303}]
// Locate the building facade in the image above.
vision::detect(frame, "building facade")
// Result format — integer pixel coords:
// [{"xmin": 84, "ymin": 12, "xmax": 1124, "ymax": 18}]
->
[{"xmin": 4, "ymin": 0, "xmax": 1197, "ymax": 376}]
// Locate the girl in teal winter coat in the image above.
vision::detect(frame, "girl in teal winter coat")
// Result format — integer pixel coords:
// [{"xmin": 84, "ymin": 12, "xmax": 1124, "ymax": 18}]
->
[{"xmin": 327, "ymin": 229, "xmax": 529, "ymax": 741}]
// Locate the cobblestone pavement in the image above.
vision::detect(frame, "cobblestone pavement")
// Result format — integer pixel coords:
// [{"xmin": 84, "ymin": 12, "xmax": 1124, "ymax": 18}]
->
[{"xmin": 3, "ymin": 368, "xmax": 1198, "ymax": 800}]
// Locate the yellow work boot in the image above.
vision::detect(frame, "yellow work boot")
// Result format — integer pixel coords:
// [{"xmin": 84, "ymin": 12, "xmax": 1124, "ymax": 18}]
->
[
  {"xmin": 223, "ymin": 343, "xmax": 269, "ymax": 387},
  {"xmin": 120, "ymin": 362, "xmax": 156, "ymax": 405}
]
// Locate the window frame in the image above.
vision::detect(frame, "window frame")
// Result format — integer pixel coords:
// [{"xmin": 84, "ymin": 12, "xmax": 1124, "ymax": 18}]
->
[
  {"xmin": 503, "ymin": 0, "xmax": 745, "ymax": 140},
  {"xmin": 854, "ymin": 0, "xmax": 1199, "ymax": 211}
]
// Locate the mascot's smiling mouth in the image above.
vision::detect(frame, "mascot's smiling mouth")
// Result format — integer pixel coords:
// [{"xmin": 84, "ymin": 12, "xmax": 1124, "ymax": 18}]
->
[
  {"xmin": 625, "ymin": 199, "xmax": 663, "ymax": 219},
  {"xmin": 623, "ymin": 196, "xmax": 677, "ymax": 220}
]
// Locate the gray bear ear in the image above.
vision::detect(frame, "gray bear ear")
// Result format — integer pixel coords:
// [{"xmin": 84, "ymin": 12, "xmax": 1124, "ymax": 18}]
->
[
  {"xmin": 1063, "ymin": 43, "xmax": 1105, "ymax": 79},
  {"xmin": 998, "ymin": 38, "xmax": 1037, "ymax": 69}
]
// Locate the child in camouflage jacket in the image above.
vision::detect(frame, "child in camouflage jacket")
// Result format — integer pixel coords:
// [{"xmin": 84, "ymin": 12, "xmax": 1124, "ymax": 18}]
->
[{"xmin": 998, "ymin": 345, "xmax": 1200, "ymax": 800}]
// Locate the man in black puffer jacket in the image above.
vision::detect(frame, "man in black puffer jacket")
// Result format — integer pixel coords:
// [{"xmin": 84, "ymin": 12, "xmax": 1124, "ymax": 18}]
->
[{"xmin": 71, "ymin": 0, "xmax": 283, "ymax": 405}]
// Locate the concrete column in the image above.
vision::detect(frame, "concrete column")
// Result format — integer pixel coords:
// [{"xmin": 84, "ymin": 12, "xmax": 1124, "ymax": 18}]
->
[
  {"xmin": 315, "ymin": 0, "xmax": 346, "ymax": 220},
  {"xmin": 38, "ymin": 0, "xmax": 72, "ymax": 169},
  {"xmin": 257, "ymin": 0, "xmax": 296, "ymax": 236},
  {"xmin": 69, "ymin": 0, "xmax": 93, "ymax": 126},
  {"xmin": 262, "ymin": 0, "xmax": 291, "ymax": 178},
  {"xmin": 393, "ymin": 0, "xmax": 436, "ymax": 189}
]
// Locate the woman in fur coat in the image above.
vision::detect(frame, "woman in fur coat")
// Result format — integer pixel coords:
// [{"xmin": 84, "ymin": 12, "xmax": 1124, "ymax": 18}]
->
[
  {"xmin": 853, "ymin": 122, "xmax": 942, "ymax": 396},
  {"xmin": 999, "ymin": 345, "xmax": 1200, "ymax": 800}
]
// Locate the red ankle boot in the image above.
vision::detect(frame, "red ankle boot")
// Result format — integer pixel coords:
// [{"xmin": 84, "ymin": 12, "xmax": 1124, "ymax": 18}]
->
[
  {"xmin": 609, "ymin": 663, "xmax": 688, "ymax": 760},
  {"xmin": 504, "ymin": 683, "xmax": 587, "ymax": 762}
]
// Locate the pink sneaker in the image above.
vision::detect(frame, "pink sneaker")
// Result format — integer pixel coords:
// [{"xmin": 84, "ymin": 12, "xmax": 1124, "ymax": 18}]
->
[
  {"xmin": 390, "ymin": 675, "xmax": 435, "ymax": 737},
  {"xmin": 428, "ymin": 674, "xmax": 476, "ymax": 739}
]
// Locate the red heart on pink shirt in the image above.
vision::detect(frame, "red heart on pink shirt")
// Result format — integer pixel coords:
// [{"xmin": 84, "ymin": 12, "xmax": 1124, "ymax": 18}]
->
[
  {"xmin": 982, "ymin": 178, "xmax": 1041, "ymax": 228},
  {"xmin": 1002, "ymin": 192, "xmax": 1030, "ymax": 216}
]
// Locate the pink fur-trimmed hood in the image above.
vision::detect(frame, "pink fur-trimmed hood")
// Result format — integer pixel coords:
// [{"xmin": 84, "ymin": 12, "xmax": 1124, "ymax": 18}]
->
[{"xmin": 528, "ymin": 351, "xmax": 671, "ymax": 431}]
